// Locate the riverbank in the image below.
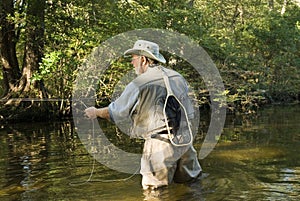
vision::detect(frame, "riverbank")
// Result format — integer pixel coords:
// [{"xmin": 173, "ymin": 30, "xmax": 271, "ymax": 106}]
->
[{"xmin": 1, "ymin": 97, "xmax": 299, "ymax": 124}]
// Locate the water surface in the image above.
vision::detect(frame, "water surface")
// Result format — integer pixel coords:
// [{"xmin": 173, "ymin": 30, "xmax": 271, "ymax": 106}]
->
[{"xmin": 0, "ymin": 105, "xmax": 300, "ymax": 200}]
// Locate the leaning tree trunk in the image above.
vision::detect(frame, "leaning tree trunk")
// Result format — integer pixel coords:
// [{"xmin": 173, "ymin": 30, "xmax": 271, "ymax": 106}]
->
[
  {"xmin": 0, "ymin": 0, "xmax": 50, "ymax": 122},
  {"xmin": 0, "ymin": 0, "xmax": 21, "ymax": 97}
]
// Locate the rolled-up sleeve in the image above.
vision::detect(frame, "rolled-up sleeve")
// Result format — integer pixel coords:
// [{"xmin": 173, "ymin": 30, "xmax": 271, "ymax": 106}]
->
[{"xmin": 108, "ymin": 82, "xmax": 139, "ymax": 123}]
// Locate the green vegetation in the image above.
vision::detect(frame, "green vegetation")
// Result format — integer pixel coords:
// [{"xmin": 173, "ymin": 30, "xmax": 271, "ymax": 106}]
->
[{"xmin": 1, "ymin": 0, "xmax": 299, "ymax": 121}]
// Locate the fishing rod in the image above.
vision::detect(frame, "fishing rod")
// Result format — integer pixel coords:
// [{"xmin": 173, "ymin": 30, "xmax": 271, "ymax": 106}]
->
[{"xmin": 0, "ymin": 98, "xmax": 99, "ymax": 102}]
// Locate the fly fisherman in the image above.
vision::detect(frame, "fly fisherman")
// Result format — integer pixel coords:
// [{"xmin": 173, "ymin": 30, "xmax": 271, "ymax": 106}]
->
[{"xmin": 84, "ymin": 40, "xmax": 202, "ymax": 190}]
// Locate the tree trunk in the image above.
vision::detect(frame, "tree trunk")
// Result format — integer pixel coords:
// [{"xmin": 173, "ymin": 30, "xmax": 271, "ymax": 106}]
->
[
  {"xmin": 0, "ymin": 0, "xmax": 49, "ymax": 122},
  {"xmin": 1, "ymin": 0, "xmax": 45, "ymax": 98},
  {"xmin": 0, "ymin": 0, "xmax": 21, "ymax": 98},
  {"xmin": 21, "ymin": 0, "xmax": 45, "ymax": 94}
]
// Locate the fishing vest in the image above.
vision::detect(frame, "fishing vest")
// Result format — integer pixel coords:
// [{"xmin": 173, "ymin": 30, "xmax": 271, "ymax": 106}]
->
[{"xmin": 109, "ymin": 65, "xmax": 194, "ymax": 139}]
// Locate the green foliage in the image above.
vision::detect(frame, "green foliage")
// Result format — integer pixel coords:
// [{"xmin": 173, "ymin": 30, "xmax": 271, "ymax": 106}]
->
[
  {"xmin": 96, "ymin": 59, "xmax": 133, "ymax": 106},
  {"xmin": 32, "ymin": 51, "xmax": 61, "ymax": 82},
  {"xmin": 194, "ymin": 0, "xmax": 300, "ymax": 112},
  {"xmin": 2, "ymin": 0, "xmax": 300, "ymax": 116}
]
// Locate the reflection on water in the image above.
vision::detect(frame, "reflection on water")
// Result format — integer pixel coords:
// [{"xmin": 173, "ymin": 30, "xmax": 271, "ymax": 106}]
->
[{"xmin": 0, "ymin": 105, "xmax": 300, "ymax": 201}]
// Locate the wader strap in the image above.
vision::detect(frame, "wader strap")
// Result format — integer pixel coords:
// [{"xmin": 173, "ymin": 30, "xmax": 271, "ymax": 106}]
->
[{"xmin": 159, "ymin": 67, "xmax": 193, "ymax": 147}]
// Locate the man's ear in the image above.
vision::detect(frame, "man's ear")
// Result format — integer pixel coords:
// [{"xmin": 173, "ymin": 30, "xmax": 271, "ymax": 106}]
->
[{"xmin": 141, "ymin": 56, "xmax": 147, "ymax": 65}]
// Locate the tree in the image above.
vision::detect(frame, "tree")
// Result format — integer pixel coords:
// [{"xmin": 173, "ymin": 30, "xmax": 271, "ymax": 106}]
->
[
  {"xmin": 0, "ymin": 0, "xmax": 21, "ymax": 97},
  {"xmin": 0, "ymin": 0, "xmax": 47, "ymax": 120},
  {"xmin": 1, "ymin": 0, "xmax": 299, "ymax": 121},
  {"xmin": 21, "ymin": 0, "xmax": 46, "ymax": 95},
  {"xmin": 1, "ymin": 0, "xmax": 45, "ymax": 97}
]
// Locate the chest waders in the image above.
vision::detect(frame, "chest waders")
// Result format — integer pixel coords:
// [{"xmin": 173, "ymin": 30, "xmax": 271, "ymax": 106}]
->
[{"xmin": 160, "ymin": 67, "xmax": 193, "ymax": 147}]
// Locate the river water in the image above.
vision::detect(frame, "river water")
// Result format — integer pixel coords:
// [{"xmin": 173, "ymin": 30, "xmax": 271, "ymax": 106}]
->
[{"xmin": 0, "ymin": 105, "xmax": 300, "ymax": 201}]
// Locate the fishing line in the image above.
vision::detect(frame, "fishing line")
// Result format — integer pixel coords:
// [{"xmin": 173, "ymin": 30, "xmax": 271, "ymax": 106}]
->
[
  {"xmin": 69, "ymin": 101, "xmax": 139, "ymax": 186},
  {"xmin": 1, "ymin": 97, "xmax": 138, "ymax": 185}
]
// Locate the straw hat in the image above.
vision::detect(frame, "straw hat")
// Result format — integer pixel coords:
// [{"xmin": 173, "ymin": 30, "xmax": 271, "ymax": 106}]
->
[{"xmin": 124, "ymin": 40, "xmax": 166, "ymax": 63}]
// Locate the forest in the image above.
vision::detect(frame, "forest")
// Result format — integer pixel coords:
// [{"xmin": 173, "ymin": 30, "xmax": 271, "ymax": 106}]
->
[{"xmin": 1, "ymin": 0, "xmax": 299, "ymax": 122}]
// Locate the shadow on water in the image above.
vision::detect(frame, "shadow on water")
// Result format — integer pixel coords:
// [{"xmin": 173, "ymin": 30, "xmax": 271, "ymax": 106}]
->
[{"xmin": 0, "ymin": 105, "xmax": 300, "ymax": 200}]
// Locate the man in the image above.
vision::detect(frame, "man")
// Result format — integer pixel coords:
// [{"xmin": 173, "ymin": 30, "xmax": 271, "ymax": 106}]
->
[{"xmin": 84, "ymin": 40, "xmax": 202, "ymax": 190}]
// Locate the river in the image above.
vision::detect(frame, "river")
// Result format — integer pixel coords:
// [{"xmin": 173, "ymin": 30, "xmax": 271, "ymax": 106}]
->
[{"xmin": 0, "ymin": 105, "xmax": 299, "ymax": 201}]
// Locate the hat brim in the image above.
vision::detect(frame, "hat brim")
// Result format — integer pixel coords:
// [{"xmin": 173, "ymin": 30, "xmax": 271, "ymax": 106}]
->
[{"xmin": 124, "ymin": 49, "xmax": 166, "ymax": 63}]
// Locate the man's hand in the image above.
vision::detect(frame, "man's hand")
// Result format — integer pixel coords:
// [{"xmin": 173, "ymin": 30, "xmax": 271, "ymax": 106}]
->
[
  {"xmin": 84, "ymin": 106, "xmax": 110, "ymax": 120},
  {"xmin": 84, "ymin": 107, "xmax": 98, "ymax": 119}
]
